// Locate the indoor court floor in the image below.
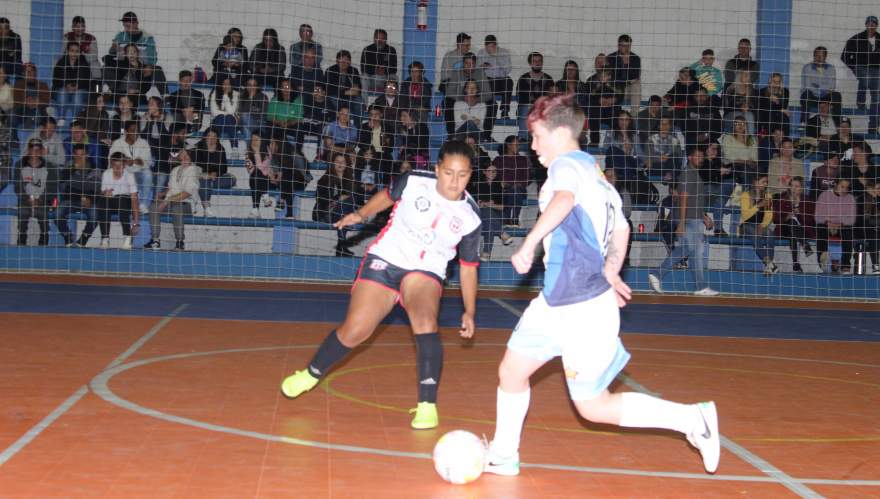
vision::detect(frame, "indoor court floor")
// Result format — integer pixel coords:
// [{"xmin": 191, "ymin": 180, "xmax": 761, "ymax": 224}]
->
[{"xmin": 0, "ymin": 275, "xmax": 878, "ymax": 498}]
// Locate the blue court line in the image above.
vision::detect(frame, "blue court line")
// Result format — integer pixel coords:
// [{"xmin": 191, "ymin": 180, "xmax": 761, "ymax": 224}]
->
[{"xmin": 0, "ymin": 283, "xmax": 877, "ymax": 342}]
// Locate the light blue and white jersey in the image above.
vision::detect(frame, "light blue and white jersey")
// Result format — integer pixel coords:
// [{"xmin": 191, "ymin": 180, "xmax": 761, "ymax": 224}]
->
[{"xmin": 538, "ymin": 150, "xmax": 625, "ymax": 306}]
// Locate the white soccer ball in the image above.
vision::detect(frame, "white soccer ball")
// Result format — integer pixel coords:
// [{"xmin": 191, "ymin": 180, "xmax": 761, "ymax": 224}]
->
[{"xmin": 432, "ymin": 430, "xmax": 486, "ymax": 484}]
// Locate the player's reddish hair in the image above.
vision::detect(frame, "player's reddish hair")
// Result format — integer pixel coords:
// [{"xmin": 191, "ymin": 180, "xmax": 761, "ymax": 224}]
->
[{"xmin": 526, "ymin": 93, "xmax": 585, "ymax": 138}]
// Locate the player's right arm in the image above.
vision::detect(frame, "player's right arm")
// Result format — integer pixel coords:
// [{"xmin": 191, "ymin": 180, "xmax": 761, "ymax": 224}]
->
[
  {"xmin": 334, "ymin": 189, "xmax": 394, "ymax": 228},
  {"xmin": 511, "ymin": 190, "xmax": 575, "ymax": 274}
]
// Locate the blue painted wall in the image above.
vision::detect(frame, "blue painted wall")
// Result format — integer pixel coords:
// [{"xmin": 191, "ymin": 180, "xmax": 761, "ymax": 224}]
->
[
  {"xmin": 756, "ymin": 0, "xmax": 793, "ymax": 86},
  {"xmin": 401, "ymin": 0, "xmax": 439, "ymax": 85},
  {"xmin": 29, "ymin": 0, "xmax": 64, "ymax": 83}
]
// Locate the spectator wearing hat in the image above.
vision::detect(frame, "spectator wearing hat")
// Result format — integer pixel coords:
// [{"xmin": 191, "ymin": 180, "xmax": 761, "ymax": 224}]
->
[
  {"xmin": 62, "ymin": 16, "xmax": 102, "ymax": 80},
  {"xmin": 842, "ymin": 15, "xmax": 880, "ymax": 130},
  {"xmin": 690, "ymin": 49, "xmax": 724, "ymax": 98},
  {"xmin": 477, "ymin": 35, "xmax": 513, "ymax": 118},
  {"xmin": 12, "ymin": 63, "xmax": 50, "ymax": 132},
  {"xmin": 439, "ymin": 33, "xmax": 471, "ymax": 92},
  {"xmin": 0, "ymin": 17, "xmax": 23, "ymax": 77},
  {"xmin": 106, "ymin": 12, "xmax": 166, "ymax": 96},
  {"xmin": 801, "ymin": 46, "xmax": 842, "ymax": 123},
  {"xmin": 606, "ymin": 34, "xmax": 642, "ymax": 107},
  {"xmin": 360, "ymin": 29, "xmax": 397, "ymax": 92},
  {"xmin": 15, "ymin": 138, "xmax": 50, "ymax": 246},
  {"xmin": 289, "ymin": 24, "xmax": 323, "ymax": 71}
]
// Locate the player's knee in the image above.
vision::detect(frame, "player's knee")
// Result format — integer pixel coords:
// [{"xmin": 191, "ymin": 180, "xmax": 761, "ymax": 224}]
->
[
  {"xmin": 497, "ymin": 360, "xmax": 528, "ymax": 389},
  {"xmin": 409, "ymin": 317, "xmax": 438, "ymax": 334},
  {"xmin": 336, "ymin": 325, "xmax": 370, "ymax": 347}
]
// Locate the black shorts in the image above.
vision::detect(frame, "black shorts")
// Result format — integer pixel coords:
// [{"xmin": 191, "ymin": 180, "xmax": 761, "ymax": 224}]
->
[{"xmin": 354, "ymin": 254, "xmax": 443, "ymax": 302}]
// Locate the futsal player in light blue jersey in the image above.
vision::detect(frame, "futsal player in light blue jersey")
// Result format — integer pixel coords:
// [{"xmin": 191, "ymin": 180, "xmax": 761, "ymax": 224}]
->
[{"xmin": 484, "ymin": 93, "xmax": 721, "ymax": 476}]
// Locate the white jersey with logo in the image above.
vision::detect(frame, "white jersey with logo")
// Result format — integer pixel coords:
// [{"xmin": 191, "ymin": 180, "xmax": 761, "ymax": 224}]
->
[{"xmin": 368, "ymin": 171, "xmax": 482, "ymax": 279}]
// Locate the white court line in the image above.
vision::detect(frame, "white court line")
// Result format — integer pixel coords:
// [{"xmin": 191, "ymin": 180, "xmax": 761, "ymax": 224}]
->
[
  {"xmin": 490, "ymin": 297, "xmax": 824, "ymax": 499},
  {"xmin": 0, "ymin": 303, "xmax": 189, "ymax": 467}
]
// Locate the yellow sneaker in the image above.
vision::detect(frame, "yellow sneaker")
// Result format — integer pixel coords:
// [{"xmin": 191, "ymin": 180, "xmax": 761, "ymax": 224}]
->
[
  {"xmin": 409, "ymin": 402, "xmax": 439, "ymax": 429},
  {"xmin": 281, "ymin": 370, "xmax": 319, "ymax": 398}
]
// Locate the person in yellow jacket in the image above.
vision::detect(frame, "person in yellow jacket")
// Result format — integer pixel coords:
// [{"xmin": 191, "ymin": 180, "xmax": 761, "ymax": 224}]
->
[{"xmin": 739, "ymin": 175, "xmax": 778, "ymax": 274}]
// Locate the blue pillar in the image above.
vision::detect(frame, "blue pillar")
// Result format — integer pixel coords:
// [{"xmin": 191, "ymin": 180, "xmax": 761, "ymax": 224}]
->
[
  {"xmin": 402, "ymin": 0, "xmax": 439, "ymax": 84},
  {"xmin": 30, "ymin": 0, "xmax": 64, "ymax": 82},
  {"xmin": 756, "ymin": 0, "xmax": 792, "ymax": 86}
]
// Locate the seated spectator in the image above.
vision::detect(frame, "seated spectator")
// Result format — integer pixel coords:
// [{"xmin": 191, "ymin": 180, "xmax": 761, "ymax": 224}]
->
[
  {"xmin": 843, "ymin": 142, "xmax": 878, "ymax": 199},
  {"xmin": 290, "ymin": 45, "xmax": 324, "ymax": 99},
  {"xmin": 723, "ymin": 38, "xmax": 759, "ymax": 90},
  {"xmin": 689, "ymin": 49, "xmax": 723, "ymax": 98},
  {"xmin": 165, "ymin": 70, "xmax": 205, "ymax": 122},
  {"xmin": 62, "ymin": 16, "xmax": 102, "ymax": 80},
  {"xmin": 396, "ymin": 109, "xmax": 429, "ymax": 163},
  {"xmin": 438, "ymin": 32, "xmax": 471, "ymax": 93},
  {"xmin": 268, "ymin": 133, "xmax": 308, "ymax": 218},
  {"xmin": 811, "ymin": 153, "xmax": 842, "ymax": 198},
  {"xmin": 721, "ymin": 73, "xmax": 757, "ymax": 135},
  {"xmin": 356, "ymin": 169, "xmax": 380, "ymax": 209},
  {"xmin": 471, "ymin": 163, "xmax": 511, "ymax": 260},
  {"xmin": 193, "ymin": 127, "xmax": 235, "ymax": 217},
  {"xmin": 358, "ymin": 106, "xmax": 390, "ymax": 154},
  {"xmin": 645, "ymin": 117, "xmax": 683, "ymax": 182},
  {"xmin": 815, "ymin": 178, "xmax": 857, "ymax": 272},
  {"xmin": 56, "ymin": 143, "xmax": 101, "ymax": 247},
  {"xmin": 324, "ymin": 50, "xmax": 363, "ymax": 124},
  {"xmin": 586, "ymin": 91, "xmax": 621, "ymax": 146},
  {"xmin": 604, "ymin": 141, "xmax": 644, "ymax": 186},
  {"xmin": 758, "ymin": 126, "xmax": 785, "ymax": 173},
  {"xmin": 739, "ymin": 175, "xmax": 778, "ymax": 275},
  {"xmin": 155, "ymin": 123, "xmax": 189, "ymax": 191},
  {"xmin": 144, "ymin": 148, "xmax": 199, "ymax": 251},
  {"xmin": 606, "ymin": 34, "xmax": 641, "ymax": 107},
  {"xmin": 64, "ymin": 119, "xmax": 101, "ymax": 169},
  {"xmin": 829, "ymin": 117, "xmax": 855, "ymax": 158},
  {"xmin": 636, "ymin": 95, "xmax": 668, "ymax": 142},
  {"xmin": 289, "ymin": 24, "xmax": 322, "ymax": 71},
  {"xmin": 773, "ymin": 176, "xmax": 815, "ymax": 272},
  {"xmin": 477, "ymin": 35, "xmax": 513, "ymax": 118},
  {"xmin": 585, "ymin": 54, "xmax": 618, "ymax": 98},
  {"xmin": 109, "ymin": 119, "xmax": 153, "ymax": 212},
  {"xmin": 355, "ymin": 145, "xmax": 392, "ymax": 188},
  {"xmin": 805, "ymin": 97, "xmax": 840, "ymax": 153},
  {"xmin": 464, "ymin": 134, "xmax": 491, "ymax": 172},
  {"xmin": 703, "ymin": 142, "xmax": 735, "ymax": 236},
  {"xmin": 12, "ymin": 63, "xmax": 50, "ymax": 131},
  {"xmin": 0, "ymin": 66, "xmax": 13, "ymax": 113},
  {"xmin": 664, "ymin": 67, "xmax": 699, "ymax": 123},
  {"xmin": 210, "ymin": 28, "xmax": 248, "ymax": 87},
  {"xmin": 139, "ymin": 96, "xmax": 171, "ymax": 160},
  {"xmin": 399, "ymin": 61, "xmax": 432, "ymax": 123},
  {"xmin": 15, "ymin": 138, "xmax": 50, "ymax": 246},
  {"xmin": 104, "ymin": 43, "xmax": 152, "ymax": 105},
  {"xmin": 313, "ymin": 151, "xmax": 356, "ymax": 256},
  {"xmin": 79, "ymin": 92, "xmax": 114, "ymax": 168},
  {"xmin": 109, "ymin": 94, "xmax": 138, "ymax": 139},
  {"xmin": 250, "ymin": 28, "xmax": 286, "ymax": 90},
  {"xmin": 604, "ymin": 109, "xmax": 643, "ymax": 155},
  {"xmin": 106, "ymin": 12, "xmax": 156, "ymax": 67},
  {"xmin": 800, "ymin": 46, "xmax": 842, "ymax": 123},
  {"xmin": 0, "ymin": 17, "xmax": 23, "ymax": 77},
  {"xmin": 27, "ymin": 117, "xmax": 65, "ymax": 170},
  {"xmin": 556, "ymin": 60, "xmax": 589, "ymax": 111},
  {"xmin": 98, "ymin": 151, "xmax": 140, "ymax": 249},
  {"xmin": 360, "ymin": 29, "xmax": 397, "ymax": 92},
  {"xmin": 244, "ymin": 133, "xmax": 280, "ymax": 217},
  {"xmin": 757, "ymin": 72, "xmax": 790, "ymax": 136},
  {"xmin": 721, "ymin": 116, "xmax": 758, "ymax": 186},
  {"xmin": 859, "ymin": 180, "xmax": 880, "ymax": 273},
  {"xmin": 179, "ymin": 105, "xmax": 207, "ymax": 136},
  {"xmin": 445, "ymin": 52, "xmax": 493, "ymax": 134},
  {"xmin": 52, "ymin": 42, "xmax": 92, "ymax": 126},
  {"xmin": 238, "ymin": 77, "xmax": 269, "ymax": 140},
  {"xmin": 453, "ymin": 79, "xmax": 487, "ymax": 139},
  {"xmin": 301, "ymin": 82, "xmax": 336, "ymax": 140},
  {"xmin": 494, "ymin": 135, "xmax": 530, "ymax": 227},
  {"xmin": 767, "ymin": 137, "xmax": 797, "ymax": 195},
  {"xmin": 266, "ymin": 78, "xmax": 303, "ymax": 144},
  {"xmin": 515, "ymin": 52, "xmax": 554, "ymax": 139},
  {"xmin": 372, "ymin": 79, "xmax": 402, "ymax": 127},
  {"xmin": 683, "ymin": 87, "xmax": 722, "ymax": 147},
  {"xmin": 321, "ymin": 105, "xmax": 357, "ymax": 161},
  {"xmin": 207, "ymin": 74, "xmax": 240, "ymax": 146},
  {"xmin": 0, "ymin": 108, "xmax": 12, "ymax": 189}
]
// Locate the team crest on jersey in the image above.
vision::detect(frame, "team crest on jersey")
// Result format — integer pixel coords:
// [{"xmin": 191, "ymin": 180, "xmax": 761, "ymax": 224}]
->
[
  {"xmin": 449, "ymin": 216, "xmax": 463, "ymax": 233},
  {"xmin": 369, "ymin": 259, "xmax": 388, "ymax": 271},
  {"xmin": 414, "ymin": 196, "xmax": 431, "ymax": 212}
]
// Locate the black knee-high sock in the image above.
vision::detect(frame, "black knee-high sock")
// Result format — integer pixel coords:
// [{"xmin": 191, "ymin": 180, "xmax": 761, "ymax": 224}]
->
[
  {"xmin": 307, "ymin": 330, "xmax": 351, "ymax": 378},
  {"xmin": 415, "ymin": 332, "xmax": 443, "ymax": 403}
]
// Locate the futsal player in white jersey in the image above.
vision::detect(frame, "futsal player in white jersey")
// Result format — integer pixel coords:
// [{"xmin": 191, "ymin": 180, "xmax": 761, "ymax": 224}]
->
[
  {"xmin": 281, "ymin": 141, "xmax": 482, "ymax": 430},
  {"xmin": 484, "ymin": 94, "xmax": 721, "ymax": 475}
]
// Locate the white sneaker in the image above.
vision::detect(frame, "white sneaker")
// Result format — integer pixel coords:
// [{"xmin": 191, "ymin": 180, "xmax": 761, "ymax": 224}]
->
[
  {"xmin": 204, "ymin": 206, "xmax": 215, "ymax": 217},
  {"xmin": 762, "ymin": 261, "xmax": 778, "ymax": 275},
  {"xmin": 694, "ymin": 287, "xmax": 719, "ymax": 297},
  {"xmin": 122, "ymin": 236, "xmax": 132, "ymax": 250},
  {"xmin": 687, "ymin": 401, "xmax": 720, "ymax": 473},
  {"xmin": 99, "ymin": 238, "xmax": 110, "ymax": 249},
  {"xmin": 648, "ymin": 273, "xmax": 663, "ymax": 293},
  {"xmin": 250, "ymin": 208, "xmax": 260, "ymax": 218},
  {"xmin": 873, "ymin": 264, "xmax": 880, "ymax": 275},
  {"xmin": 484, "ymin": 444, "xmax": 520, "ymax": 476}
]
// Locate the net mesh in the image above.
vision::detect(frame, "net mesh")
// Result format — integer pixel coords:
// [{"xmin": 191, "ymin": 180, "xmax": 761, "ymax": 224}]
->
[{"xmin": 0, "ymin": 0, "xmax": 878, "ymax": 299}]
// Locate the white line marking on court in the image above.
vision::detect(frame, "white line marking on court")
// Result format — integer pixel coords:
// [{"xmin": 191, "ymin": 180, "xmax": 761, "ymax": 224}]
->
[
  {"xmin": 89, "ymin": 346, "xmax": 880, "ymax": 488},
  {"xmin": 0, "ymin": 303, "xmax": 188, "ymax": 467},
  {"xmin": 491, "ymin": 297, "xmax": 825, "ymax": 498}
]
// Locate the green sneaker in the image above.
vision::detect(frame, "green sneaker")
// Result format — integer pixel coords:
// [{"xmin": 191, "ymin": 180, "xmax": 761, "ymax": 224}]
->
[
  {"xmin": 409, "ymin": 402, "xmax": 439, "ymax": 429},
  {"xmin": 281, "ymin": 370, "xmax": 319, "ymax": 398}
]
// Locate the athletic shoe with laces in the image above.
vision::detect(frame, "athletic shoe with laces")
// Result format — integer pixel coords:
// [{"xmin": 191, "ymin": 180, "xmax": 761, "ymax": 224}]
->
[
  {"xmin": 484, "ymin": 443, "xmax": 520, "ymax": 476},
  {"xmin": 686, "ymin": 401, "xmax": 720, "ymax": 473},
  {"xmin": 648, "ymin": 273, "xmax": 663, "ymax": 293},
  {"xmin": 144, "ymin": 239, "xmax": 161, "ymax": 250},
  {"xmin": 694, "ymin": 287, "xmax": 719, "ymax": 297},
  {"xmin": 409, "ymin": 401, "xmax": 439, "ymax": 429},
  {"xmin": 281, "ymin": 369, "xmax": 319, "ymax": 398}
]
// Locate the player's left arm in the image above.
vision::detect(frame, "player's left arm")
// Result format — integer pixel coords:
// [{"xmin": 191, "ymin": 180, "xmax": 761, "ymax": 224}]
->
[
  {"xmin": 511, "ymin": 190, "xmax": 575, "ymax": 274},
  {"xmin": 604, "ymin": 225, "xmax": 632, "ymax": 308}
]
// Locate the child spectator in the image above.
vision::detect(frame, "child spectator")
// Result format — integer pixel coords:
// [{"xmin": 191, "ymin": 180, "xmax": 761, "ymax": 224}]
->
[
  {"xmin": 98, "ymin": 151, "xmax": 140, "ymax": 249},
  {"xmin": 15, "ymin": 138, "xmax": 50, "ymax": 246},
  {"xmin": 244, "ymin": 133, "xmax": 280, "ymax": 218},
  {"xmin": 55, "ymin": 143, "xmax": 101, "ymax": 247}
]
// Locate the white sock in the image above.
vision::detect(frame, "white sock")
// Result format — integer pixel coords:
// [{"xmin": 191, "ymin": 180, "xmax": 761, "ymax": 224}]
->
[
  {"xmin": 619, "ymin": 392, "xmax": 699, "ymax": 435},
  {"xmin": 491, "ymin": 387, "xmax": 530, "ymax": 458}
]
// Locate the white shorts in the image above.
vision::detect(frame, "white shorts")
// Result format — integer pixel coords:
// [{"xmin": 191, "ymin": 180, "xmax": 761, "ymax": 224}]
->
[{"xmin": 507, "ymin": 288, "xmax": 631, "ymax": 401}]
